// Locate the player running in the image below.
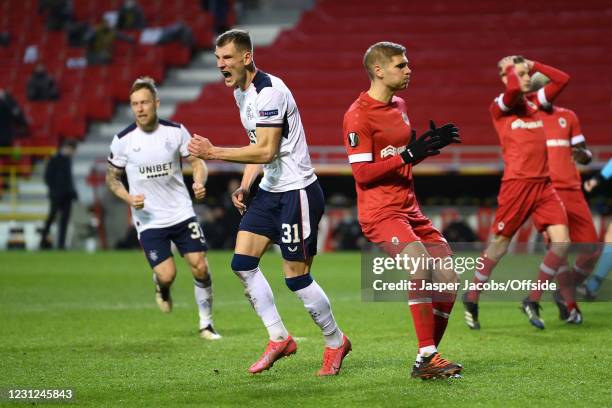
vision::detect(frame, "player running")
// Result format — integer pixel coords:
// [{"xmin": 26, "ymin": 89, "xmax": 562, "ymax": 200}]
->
[
  {"xmin": 463, "ymin": 56, "xmax": 571, "ymax": 330},
  {"xmin": 106, "ymin": 77, "xmax": 221, "ymax": 340},
  {"xmin": 188, "ymin": 29, "xmax": 350, "ymax": 376},
  {"xmin": 343, "ymin": 41, "xmax": 462, "ymax": 379}
]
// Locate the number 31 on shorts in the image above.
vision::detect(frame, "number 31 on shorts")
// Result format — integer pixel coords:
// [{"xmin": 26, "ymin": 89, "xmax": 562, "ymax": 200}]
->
[
  {"xmin": 281, "ymin": 223, "xmax": 300, "ymax": 244},
  {"xmin": 188, "ymin": 222, "xmax": 205, "ymax": 242}
]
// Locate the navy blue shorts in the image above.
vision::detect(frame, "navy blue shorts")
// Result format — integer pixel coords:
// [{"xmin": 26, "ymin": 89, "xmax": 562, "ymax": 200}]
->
[
  {"xmin": 239, "ymin": 180, "xmax": 325, "ymax": 261},
  {"xmin": 139, "ymin": 217, "xmax": 208, "ymax": 268}
]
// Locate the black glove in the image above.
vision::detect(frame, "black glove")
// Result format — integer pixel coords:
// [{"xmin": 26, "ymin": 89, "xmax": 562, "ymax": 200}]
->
[
  {"xmin": 399, "ymin": 129, "xmax": 441, "ymax": 165},
  {"xmin": 428, "ymin": 120, "xmax": 461, "ymax": 149}
]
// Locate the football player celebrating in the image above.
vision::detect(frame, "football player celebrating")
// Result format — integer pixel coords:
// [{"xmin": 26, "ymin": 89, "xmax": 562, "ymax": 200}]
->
[
  {"xmin": 106, "ymin": 77, "xmax": 221, "ymax": 340},
  {"xmin": 188, "ymin": 30, "xmax": 350, "ymax": 376}
]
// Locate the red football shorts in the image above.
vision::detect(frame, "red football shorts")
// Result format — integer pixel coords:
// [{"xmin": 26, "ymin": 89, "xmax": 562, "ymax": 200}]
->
[
  {"xmin": 555, "ymin": 188, "xmax": 598, "ymax": 243},
  {"xmin": 492, "ymin": 179, "xmax": 567, "ymax": 238},
  {"xmin": 361, "ymin": 212, "xmax": 451, "ymax": 257}
]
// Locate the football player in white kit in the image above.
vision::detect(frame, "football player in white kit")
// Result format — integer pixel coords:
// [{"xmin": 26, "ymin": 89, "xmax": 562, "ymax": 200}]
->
[
  {"xmin": 106, "ymin": 77, "xmax": 221, "ymax": 340},
  {"xmin": 188, "ymin": 30, "xmax": 350, "ymax": 376}
]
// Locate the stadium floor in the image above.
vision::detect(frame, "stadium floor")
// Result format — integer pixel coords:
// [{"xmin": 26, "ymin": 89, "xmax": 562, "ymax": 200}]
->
[{"xmin": 1, "ymin": 251, "xmax": 610, "ymax": 407}]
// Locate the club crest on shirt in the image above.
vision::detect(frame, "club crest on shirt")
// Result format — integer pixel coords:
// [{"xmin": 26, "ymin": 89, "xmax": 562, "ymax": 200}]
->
[
  {"xmin": 246, "ymin": 105, "xmax": 254, "ymax": 121},
  {"xmin": 391, "ymin": 236, "xmax": 400, "ymax": 246},
  {"xmin": 558, "ymin": 117, "xmax": 567, "ymax": 128},
  {"xmin": 497, "ymin": 222, "xmax": 505, "ymax": 231},
  {"xmin": 348, "ymin": 132, "xmax": 359, "ymax": 147},
  {"xmin": 164, "ymin": 139, "xmax": 173, "ymax": 152},
  {"xmin": 401, "ymin": 112, "xmax": 410, "ymax": 126}
]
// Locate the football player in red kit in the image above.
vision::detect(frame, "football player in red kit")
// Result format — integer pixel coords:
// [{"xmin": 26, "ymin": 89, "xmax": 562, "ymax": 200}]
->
[
  {"xmin": 463, "ymin": 56, "xmax": 571, "ymax": 330},
  {"xmin": 343, "ymin": 41, "xmax": 462, "ymax": 379},
  {"xmin": 531, "ymin": 75, "xmax": 599, "ymax": 323}
]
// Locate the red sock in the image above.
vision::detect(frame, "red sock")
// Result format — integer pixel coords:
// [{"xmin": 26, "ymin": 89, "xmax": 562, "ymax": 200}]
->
[
  {"xmin": 556, "ymin": 264, "xmax": 576, "ymax": 310},
  {"xmin": 433, "ymin": 292, "xmax": 456, "ymax": 347},
  {"xmin": 572, "ymin": 251, "xmax": 599, "ymax": 286},
  {"xmin": 529, "ymin": 250, "xmax": 565, "ymax": 302},
  {"xmin": 408, "ymin": 279, "xmax": 435, "ymax": 348},
  {"xmin": 467, "ymin": 256, "xmax": 497, "ymax": 302}
]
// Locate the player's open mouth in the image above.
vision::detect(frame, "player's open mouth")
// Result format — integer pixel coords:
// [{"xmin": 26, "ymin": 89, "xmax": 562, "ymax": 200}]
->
[{"xmin": 221, "ymin": 71, "xmax": 231, "ymax": 78}]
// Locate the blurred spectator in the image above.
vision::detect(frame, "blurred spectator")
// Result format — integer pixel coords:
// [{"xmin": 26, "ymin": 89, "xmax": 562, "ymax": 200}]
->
[
  {"xmin": 0, "ymin": 89, "xmax": 28, "ymax": 147},
  {"xmin": 27, "ymin": 64, "xmax": 60, "ymax": 101},
  {"xmin": 117, "ymin": 0, "xmax": 146, "ymax": 30},
  {"xmin": 23, "ymin": 45, "xmax": 39, "ymax": 64},
  {"xmin": 139, "ymin": 22, "xmax": 194, "ymax": 48},
  {"xmin": 333, "ymin": 210, "xmax": 366, "ymax": 250},
  {"xmin": 0, "ymin": 31, "xmax": 10, "ymax": 47},
  {"xmin": 38, "ymin": 0, "xmax": 73, "ymax": 30},
  {"xmin": 66, "ymin": 21, "xmax": 91, "ymax": 47},
  {"xmin": 201, "ymin": 0, "xmax": 231, "ymax": 34},
  {"xmin": 84, "ymin": 19, "xmax": 134, "ymax": 65},
  {"xmin": 40, "ymin": 139, "xmax": 78, "ymax": 249}
]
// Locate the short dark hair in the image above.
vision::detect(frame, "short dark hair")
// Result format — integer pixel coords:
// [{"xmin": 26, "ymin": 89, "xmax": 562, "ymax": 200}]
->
[
  {"xmin": 130, "ymin": 76, "xmax": 158, "ymax": 99},
  {"xmin": 216, "ymin": 29, "xmax": 253, "ymax": 53},
  {"xmin": 363, "ymin": 42, "xmax": 406, "ymax": 80}
]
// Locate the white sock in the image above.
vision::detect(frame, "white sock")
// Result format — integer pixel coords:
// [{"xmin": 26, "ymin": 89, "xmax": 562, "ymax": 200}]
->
[
  {"xmin": 235, "ymin": 267, "xmax": 289, "ymax": 341},
  {"xmin": 194, "ymin": 276, "xmax": 213, "ymax": 329},
  {"xmin": 294, "ymin": 280, "xmax": 343, "ymax": 348},
  {"xmin": 416, "ymin": 345, "xmax": 438, "ymax": 363}
]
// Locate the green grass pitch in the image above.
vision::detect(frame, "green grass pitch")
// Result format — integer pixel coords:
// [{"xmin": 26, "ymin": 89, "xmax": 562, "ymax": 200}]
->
[{"xmin": 1, "ymin": 251, "xmax": 610, "ymax": 407}]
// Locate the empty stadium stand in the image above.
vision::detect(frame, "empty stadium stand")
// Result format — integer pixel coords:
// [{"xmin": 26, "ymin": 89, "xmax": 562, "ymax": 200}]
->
[{"xmin": 173, "ymin": 0, "xmax": 612, "ymax": 165}]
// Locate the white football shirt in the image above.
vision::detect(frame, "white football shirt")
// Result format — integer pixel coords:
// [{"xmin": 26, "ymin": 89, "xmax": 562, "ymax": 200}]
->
[
  {"xmin": 108, "ymin": 119, "xmax": 196, "ymax": 233},
  {"xmin": 234, "ymin": 71, "xmax": 317, "ymax": 192}
]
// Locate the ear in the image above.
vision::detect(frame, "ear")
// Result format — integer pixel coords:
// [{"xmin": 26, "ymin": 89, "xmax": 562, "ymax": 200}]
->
[
  {"xmin": 373, "ymin": 63, "xmax": 384, "ymax": 80},
  {"xmin": 155, "ymin": 98, "xmax": 161, "ymax": 109},
  {"xmin": 244, "ymin": 51, "xmax": 253, "ymax": 66}
]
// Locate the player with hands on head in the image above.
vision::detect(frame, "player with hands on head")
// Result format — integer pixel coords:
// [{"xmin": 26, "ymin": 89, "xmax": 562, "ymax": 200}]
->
[
  {"xmin": 463, "ymin": 55, "xmax": 571, "ymax": 330},
  {"xmin": 106, "ymin": 76, "xmax": 221, "ymax": 340}
]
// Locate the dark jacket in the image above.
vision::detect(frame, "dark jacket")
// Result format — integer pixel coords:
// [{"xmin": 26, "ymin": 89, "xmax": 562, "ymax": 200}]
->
[{"xmin": 44, "ymin": 153, "xmax": 77, "ymax": 201}]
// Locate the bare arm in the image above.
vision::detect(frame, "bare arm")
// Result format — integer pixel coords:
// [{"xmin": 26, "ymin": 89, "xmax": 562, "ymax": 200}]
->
[
  {"xmin": 186, "ymin": 155, "xmax": 207, "ymax": 200},
  {"xmin": 105, "ymin": 164, "xmax": 143, "ymax": 208},
  {"xmin": 188, "ymin": 127, "xmax": 282, "ymax": 164},
  {"xmin": 230, "ymin": 163, "xmax": 262, "ymax": 214}
]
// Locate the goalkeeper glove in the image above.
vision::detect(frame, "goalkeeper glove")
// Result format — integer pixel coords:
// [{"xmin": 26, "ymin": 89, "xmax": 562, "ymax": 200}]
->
[{"xmin": 399, "ymin": 129, "xmax": 441, "ymax": 164}]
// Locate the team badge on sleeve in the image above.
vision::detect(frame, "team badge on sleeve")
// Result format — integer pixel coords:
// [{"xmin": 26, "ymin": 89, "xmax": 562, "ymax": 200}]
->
[{"xmin": 348, "ymin": 132, "xmax": 359, "ymax": 147}]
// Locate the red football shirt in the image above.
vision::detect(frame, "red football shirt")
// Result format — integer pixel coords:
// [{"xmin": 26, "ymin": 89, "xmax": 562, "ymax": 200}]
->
[
  {"xmin": 343, "ymin": 92, "xmax": 420, "ymax": 225},
  {"xmin": 490, "ymin": 93, "xmax": 549, "ymax": 181},
  {"xmin": 490, "ymin": 61, "xmax": 570, "ymax": 182},
  {"xmin": 540, "ymin": 106, "xmax": 584, "ymax": 190}
]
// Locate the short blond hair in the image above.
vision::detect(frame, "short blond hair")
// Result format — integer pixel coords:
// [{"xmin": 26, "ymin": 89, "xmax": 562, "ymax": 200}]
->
[
  {"xmin": 363, "ymin": 42, "xmax": 406, "ymax": 80},
  {"xmin": 130, "ymin": 76, "xmax": 158, "ymax": 99}
]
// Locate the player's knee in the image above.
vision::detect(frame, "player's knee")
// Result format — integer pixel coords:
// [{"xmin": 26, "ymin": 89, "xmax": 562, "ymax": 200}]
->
[
  {"xmin": 231, "ymin": 253, "xmax": 259, "ymax": 272},
  {"xmin": 192, "ymin": 258, "xmax": 208, "ymax": 279}
]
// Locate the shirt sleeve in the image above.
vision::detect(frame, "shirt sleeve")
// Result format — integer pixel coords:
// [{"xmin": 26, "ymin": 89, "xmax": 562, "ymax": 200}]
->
[
  {"xmin": 343, "ymin": 109, "xmax": 373, "ymax": 163},
  {"xmin": 108, "ymin": 135, "xmax": 127, "ymax": 168},
  {"xmin": 532, "ymin": 61, "xmax": 570, "ymax": 108},
  {"xmin": 179, "ymin": 124, "xmax": 192, "ymax": 157},
  {"xmin": 491, "ymin": 65, "xmax": 522, "ymax": 119},
  {"xmin": 255, "ymin": 87, "xmax": 287, "ymax": 128},
  {"xmin": 568, "ymin": 111, "xmax": 585, "ymax": 146}
]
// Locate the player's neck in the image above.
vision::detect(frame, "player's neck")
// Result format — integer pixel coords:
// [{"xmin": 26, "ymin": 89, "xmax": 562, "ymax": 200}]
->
[
  {"xmin": 239, "ymin": 68, "xmax": 258, "ymax": 91},
  {"xmin": 367, "ymin": 84, "xmax": 394, "ymax": 105},
  {"xmin": 138, "ymin": 118, "xmax": 159, "ymax": 133}
]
